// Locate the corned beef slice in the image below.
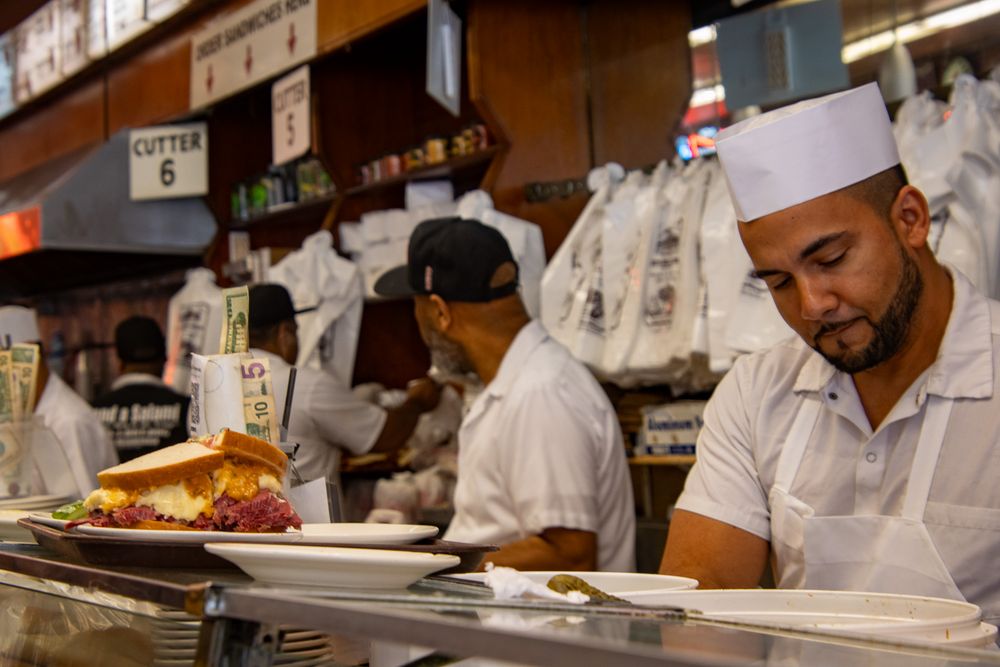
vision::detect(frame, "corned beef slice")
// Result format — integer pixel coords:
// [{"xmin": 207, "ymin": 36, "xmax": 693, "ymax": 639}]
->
[{"xmin": 213, "ymin": 490, "xmax": 302, "ymax": 531}]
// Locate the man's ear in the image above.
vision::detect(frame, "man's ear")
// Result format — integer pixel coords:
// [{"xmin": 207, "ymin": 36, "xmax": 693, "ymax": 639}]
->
[
  {"xmin": 893, "ymin": 185, "xmax": 931, "ymax": 250},
  {"xmin": 429, "ymin": 294, "xmax": 452, "ymax": 332}
]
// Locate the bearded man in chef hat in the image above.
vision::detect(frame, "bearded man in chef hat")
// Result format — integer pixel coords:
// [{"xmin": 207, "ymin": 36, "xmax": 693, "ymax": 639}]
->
[
  {"xmin": 0, "ymin": 306, "xmax": 117, "ymax": 496},
  {"xmin": 661, "ymin": 82, "xmax": 1000, "ymax": 626}
]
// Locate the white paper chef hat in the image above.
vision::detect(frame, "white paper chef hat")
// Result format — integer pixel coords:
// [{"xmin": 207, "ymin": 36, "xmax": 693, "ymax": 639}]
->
[
  {"xmin": 0, "ymin": 306, "xmax": 41, "ymax": 345},
  {"xmin": 715, "ymin": 82, "xmax": 901, "ymax": 222}
]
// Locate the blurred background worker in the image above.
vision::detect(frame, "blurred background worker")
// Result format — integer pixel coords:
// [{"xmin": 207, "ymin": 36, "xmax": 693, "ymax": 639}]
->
[
  {"xmin": 0, "ymin": 305, "xmax": 117, "ymax": 496},
  {"xmin": 92, "ymin": 316, "xmax": 190, "ymax": 462},
  {"xmin": 247, "ymin": 283, "xmax": 441, "ymax": 483},
  {"xmin": 375, "ymin": 218, "xmax": 636, "ymax": 572}
]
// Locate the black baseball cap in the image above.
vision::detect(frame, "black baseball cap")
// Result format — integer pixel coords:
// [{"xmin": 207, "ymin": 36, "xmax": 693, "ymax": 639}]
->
[
  {"xmin": 248, "ymin": 284, "xmax": 316, "ymax": 329},
  {"xmin": 373, "ymin": 217, "xmax": 519, "ymax": 302},
  {"xmin": 115, "ymin": 316, "xmax": 166, "ymax": 364}
]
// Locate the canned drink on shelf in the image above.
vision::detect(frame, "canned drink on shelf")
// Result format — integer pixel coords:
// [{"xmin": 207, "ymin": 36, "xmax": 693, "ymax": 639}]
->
[
  {"xmin": 451, "ymin": 133, "xmax": 472, "ymax": 157},
  {"xmin": 382, "ymin": 153, "xmax": 402, "ymax": 177},
  {"xmin": 470, "ymin": 123, "xmax": 490, "ymax": 150},
  {"xmin": 370, "ymin": 157, "xmax": 383, "ymax": 182},
  {"xmin": 359, "ymin": 163, "xmax": 372, "ymax": 185},
  {"xmin": 425, "ymin": 137, "xmax": 447, "ymax": 164},
  {"xmin": 404, "ymin": 147, "xmax": 425, "ymax": 171}
]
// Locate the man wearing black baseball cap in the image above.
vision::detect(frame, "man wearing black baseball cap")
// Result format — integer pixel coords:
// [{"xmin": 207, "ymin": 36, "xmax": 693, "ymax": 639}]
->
[
  {"xmin": 375, "ymin": 217, "xmax": 635, "ymax": 572},
  {"xmin": 93, "ymin": 316, "xmax": 190, "ymax": 462},
  {"xmin": 248, "ymin": 283, "xmax": 440, "ymax": 482}
]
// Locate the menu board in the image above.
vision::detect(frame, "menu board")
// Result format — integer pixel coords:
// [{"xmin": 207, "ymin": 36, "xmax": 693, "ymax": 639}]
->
[
  {"xmin": 87, "ymin": 0, "xmax": 108, "ymax": 59},
  {"xmin": 146, "ymin": 0, "xmax": 190, "ymax": 23},
  {"xmin": 60, "ymin": 0, "xmax": 90, "ymax": 77},
  {"xmin": 15, "ymin": 2, "xmax": 64, "ymax": 103},
  {"xmin": 106, "ymin": 0, "xmax": 151, "ymax": 51},
  {"xmin": 0, "ymin": 34, "xmax": 15, "ymax": 119}
]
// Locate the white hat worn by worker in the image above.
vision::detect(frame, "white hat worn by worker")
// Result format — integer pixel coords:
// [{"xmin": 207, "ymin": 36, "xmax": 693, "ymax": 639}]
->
[
  {"xmin": 0, "ymin": 305, "xmax": 41, "ymax": 345},
  {"xmin": 715, "ymin": 82, "xmax": 901, "ymax": 222}
]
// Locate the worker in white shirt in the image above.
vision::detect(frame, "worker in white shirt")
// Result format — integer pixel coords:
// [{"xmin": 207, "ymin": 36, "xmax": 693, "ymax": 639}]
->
[
  {"xmin": 0, "ymin": 306, "xmax": 117, "ymax": 496},
  {"xmin": 247, "ymin": 284, "xmax": 440, "ymax": 482},
  {"xmin": 660, "ymin": 83, "xmax": 1000, "ymax": 625},
  {"xmin": 375, "ymin": 217, "xmax": 635, "ymax": 572}
]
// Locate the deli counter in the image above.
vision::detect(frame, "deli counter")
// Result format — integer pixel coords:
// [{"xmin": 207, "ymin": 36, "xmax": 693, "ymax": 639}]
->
[{"xmin": 0, "ymin": 537, "xmax": 999, "ymax": 667}]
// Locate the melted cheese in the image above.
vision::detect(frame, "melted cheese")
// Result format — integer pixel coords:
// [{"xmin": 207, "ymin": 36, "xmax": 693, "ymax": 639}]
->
[
  {"xmin": 212, "ymin": 459, "xmax": 280, "ymax": 501},
  {"xmin": 84, "ymin": 487, "xmax": 139, "ymax": 513},
  {"xmin": 135, "ymin": 480, "xmax": 213, "ymax": 522}
]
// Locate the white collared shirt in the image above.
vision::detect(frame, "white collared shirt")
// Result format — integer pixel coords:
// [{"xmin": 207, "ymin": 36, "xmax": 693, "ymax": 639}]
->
[
  {"xmin": 677, "ymin": 269, "xmax": 1000, "ymax": 612},
  {"xmin": 444, "ymin": 321, "xmax": 636, "ymax": 572},
  {"xmin": 250, "ymin": 349, "xmax": 386, "ymax": 481},
  {"xmin": 35, "ymin": 374, "xmax": 118, "ymax": 495}
]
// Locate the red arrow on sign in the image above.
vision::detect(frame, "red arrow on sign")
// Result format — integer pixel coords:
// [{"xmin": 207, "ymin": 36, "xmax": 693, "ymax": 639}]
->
[
  {"xmin": 288, "ymin": 23, "xmax": 297, "ymax": 54},
  {"xmin": 244, "ymin": 45, "xmax": 253, "ymax": 75},
  {"xmin": 206, "ymin": 64, "xmax": 214, "ymax": 92}
]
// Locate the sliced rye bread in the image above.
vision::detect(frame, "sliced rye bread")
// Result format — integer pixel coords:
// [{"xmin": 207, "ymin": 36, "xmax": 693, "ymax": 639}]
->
[
  {"xmin": 96, "ymin": 441, "xmax": 225, "ymax": 491},
  {"xmin": 211, "ymin": 429, "xmax": 288, "ymax": 478}
]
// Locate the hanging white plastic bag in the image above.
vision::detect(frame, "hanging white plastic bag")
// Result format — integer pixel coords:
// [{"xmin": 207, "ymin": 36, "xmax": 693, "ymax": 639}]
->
[
  {"xmin": 268, "ymin": 230, "xmax": 365, "ymax": 384},
  {"xmin": 540, "ymin": 164, "xmax": 624, "ymax": 362},
  {"xmin": 163, "ymin": 268, "xmax": 223, "ymax": 395},
  {"xmin": 627, "ymin": 159, "xmax": 707, "ymax": 381}
]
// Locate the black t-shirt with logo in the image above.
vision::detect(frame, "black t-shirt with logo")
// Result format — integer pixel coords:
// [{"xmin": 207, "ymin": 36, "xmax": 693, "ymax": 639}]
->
[{"xmin": 92, "ymin": 378, "xmax": 190, "ymax": 462}]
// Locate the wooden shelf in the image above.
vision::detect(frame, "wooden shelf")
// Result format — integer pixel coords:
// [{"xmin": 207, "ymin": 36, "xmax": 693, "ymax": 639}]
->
[
  {"xmin": 629, "ymin": 454, "xmax": 696, "ymax": 467},
  {"xmin": 345, "ymin": 146, "xmax": 501, "ymax": 197},
  {"xmin": 229, "ymin": 193, "xmax": 339, "ymax": 229}
]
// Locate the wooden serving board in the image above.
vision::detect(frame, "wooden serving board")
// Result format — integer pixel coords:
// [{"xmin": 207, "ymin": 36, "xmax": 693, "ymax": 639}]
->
[{"xmin": 17, "ymin": 519, "xmax": 496, "ymax": 571}]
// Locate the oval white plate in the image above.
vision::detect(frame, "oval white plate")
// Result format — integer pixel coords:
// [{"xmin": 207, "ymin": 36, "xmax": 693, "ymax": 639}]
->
[
  {"xmin": 0, "ymin": 510, "xmax": 31, "ymax": 542},
  {"xmin": 625, "ymin": 589, "xmax": 996, "ymax": 647},
  {"xmin": 76, "ymin": 524, "xmax": 303, "ymax": 543},
  {"xmin": 0, "ymin": 494, "xmax": 74, "ymax": 510},
  {"xmin": 298, "ymin": 523, "xmax": 437, "ymax": 545},
  {"xmin": 27, "ymin": 512, "xmax": 71, "ymax": 530},
  {"xmin": 205, "ymin": 543, "xmax": 460, "ymax": 590},
  {"xmin": 452, "ymin": 571, "xmax": 698, "ymax": 598}
]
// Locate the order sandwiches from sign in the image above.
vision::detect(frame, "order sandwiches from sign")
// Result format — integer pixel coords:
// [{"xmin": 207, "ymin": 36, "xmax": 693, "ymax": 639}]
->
[{"xmin": 76, "ymin": 430, "xmax": 302, "ymax": 532}]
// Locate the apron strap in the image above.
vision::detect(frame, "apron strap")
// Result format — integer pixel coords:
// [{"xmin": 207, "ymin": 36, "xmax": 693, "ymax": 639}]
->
[
  {"xmin": 773, "ymin": 396, "xmax": 823, "ymax": 493},
  {"xmin": 901, "ymin": 395, "xmax": 954, "ymax": 520}
]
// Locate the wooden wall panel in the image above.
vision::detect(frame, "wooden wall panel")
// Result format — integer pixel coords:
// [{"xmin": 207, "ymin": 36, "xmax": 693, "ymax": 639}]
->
[
  {"xmin": 0, "ymin": 79, "xmax": 105, "ymax": 183},
  {"xmin": 107, "ymin": 30, "xmax": 193, "ymax": 133},
  {"xmin": 467, "ymin": 0, "xmax": 592, "ymax": 257},
  {"xmin": 587, "ymin": 1, "xmax": 692, "ymax": 169},
  {"xmin": 317, "ymin": 0, "xmax": 426, "ymax": 55}
]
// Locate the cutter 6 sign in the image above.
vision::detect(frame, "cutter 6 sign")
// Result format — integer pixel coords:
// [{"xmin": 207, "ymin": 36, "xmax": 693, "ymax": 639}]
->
[{"xmin": 130, "ymin": 123, "xmax": 208, "ymax": 200}]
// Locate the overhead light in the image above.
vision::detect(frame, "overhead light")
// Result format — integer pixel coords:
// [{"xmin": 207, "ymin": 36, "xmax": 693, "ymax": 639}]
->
[
  {"xmin": 690, "ymin": 84, "xmax": 726, "ymax": 106},
  {"xmin": 688, "ymin": 25, "xmax": 717, "ymax": 48},
  {"xmin": 842, "ymin": 0, "xmax": 1000, "ymax": 63},
  {"xmin": 686, "ymin": 0, "xmax": 1000, "ymax": 64}
]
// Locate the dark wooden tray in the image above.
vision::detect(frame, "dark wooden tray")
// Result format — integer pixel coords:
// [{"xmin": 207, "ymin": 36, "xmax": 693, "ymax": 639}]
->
[{"xmin": 18, "ymin": 519, "xmax": 496, "ymax": 572}]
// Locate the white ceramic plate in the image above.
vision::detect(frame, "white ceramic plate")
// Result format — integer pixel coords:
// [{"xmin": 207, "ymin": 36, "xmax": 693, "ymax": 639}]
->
[
  {"xmin": 0, "ymin": 509, "xmax": 31, "ymax": 542},
  {"xmin": 204, "ymin": 543, "xmax": 460, "ymax": 590},
  {"xmin": 0, "ymin": 494, "xmax": 74, "ymax": 510},
  {"xmin": 453, "ymin": 571, "xmax": 699, "ymax": 598},
  {"xmin": 27, "ymin": 512, "xmax": 71, "ymax": 530},
  {"xmin": 75, "ymin": 522, "xmax": 439, "ymax": 546},
  {"xmin": 297, "ymin": 523, "xmax": 437, "ymax": 545},
  {"xmin": 76, "ymin": 524, "xmax": 303, "ymax": 543},
  {"xmin": 626, "ymin": 589, "xmax": 997, "ymax": 647}
]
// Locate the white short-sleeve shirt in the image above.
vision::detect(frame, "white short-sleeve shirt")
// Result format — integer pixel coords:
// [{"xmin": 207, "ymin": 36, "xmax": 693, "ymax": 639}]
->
[
  {"xmin": 252, "ymin": 349, "xmax": 386, "ymax": 481},
  {"xmin": 443, "ymin": 321, "xmax": 636, "ymax": 572},
  {"xmin": 36, "ymin": 374, "xmax": 119, "ymax": 495},
  {"xmin": 676, "ymin": 269, "xmax": 1000, "ymax": 616}
]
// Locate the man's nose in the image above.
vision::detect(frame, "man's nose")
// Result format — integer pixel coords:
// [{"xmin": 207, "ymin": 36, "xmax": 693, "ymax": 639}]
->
[{"xmin": 798, "ymin": 277, "xmax": 837, "ymax": 321}]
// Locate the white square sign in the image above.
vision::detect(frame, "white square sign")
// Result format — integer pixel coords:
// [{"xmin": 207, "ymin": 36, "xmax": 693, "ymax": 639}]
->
[
  {"xmin": 130, "ymin": 122, "xmax": 209, "ymax": 200},
  {"xmin": 272, "ymin": 65, "xmax": 310, "ymax": 165}
]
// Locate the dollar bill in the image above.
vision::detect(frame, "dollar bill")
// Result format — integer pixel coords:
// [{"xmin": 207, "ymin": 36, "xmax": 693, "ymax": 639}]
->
[
  {"xmin": 11, "ymin": 343, "xmax": 39, "ymax": 419},
  {"xmin": 220, "ymin": 286, "xmax": 250, "ymax": 354},
  {"xmin": 0, "ymin": 352, "xmax": 12, "ymax": 424},
  {"xmin": 240, "ymin": 356, "xmax": 278, "ymax": 443}
]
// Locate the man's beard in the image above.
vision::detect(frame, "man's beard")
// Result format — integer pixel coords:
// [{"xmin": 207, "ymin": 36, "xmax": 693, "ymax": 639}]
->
[
  {"xmin": 425, "ymin": 328, "xmax": 473, "ymax": 381},
  {"xmin": 813, "ymin": 248, "xmax": 923, "ymax": 374}
]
